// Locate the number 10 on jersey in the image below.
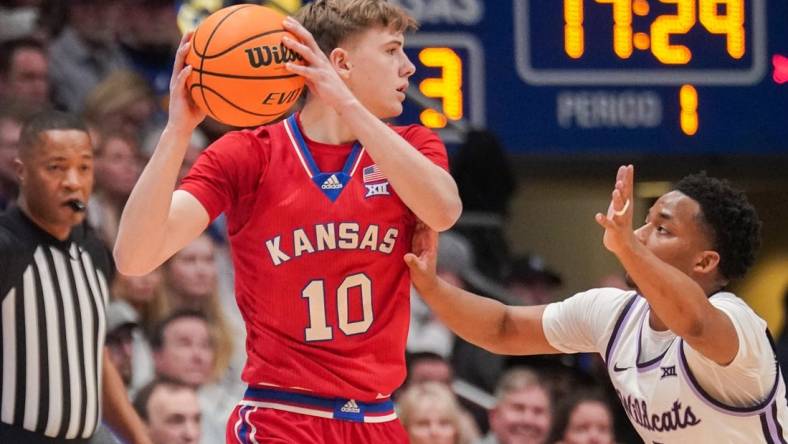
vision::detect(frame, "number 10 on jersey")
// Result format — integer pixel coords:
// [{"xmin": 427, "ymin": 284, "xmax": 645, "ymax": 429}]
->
[{"xmin": 302, "ymin": 273, "xmax": 374, "ymax": 341}]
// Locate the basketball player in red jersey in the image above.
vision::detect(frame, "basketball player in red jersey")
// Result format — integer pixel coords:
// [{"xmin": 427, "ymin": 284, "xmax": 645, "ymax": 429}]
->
[{"xmin": 114, "ymin": 1, "xmax": 461, "ymax": 442}]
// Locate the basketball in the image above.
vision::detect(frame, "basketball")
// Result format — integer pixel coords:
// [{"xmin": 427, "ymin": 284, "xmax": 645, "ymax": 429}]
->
[{"xmin": 186, "ymin": 4, "xmax": 306, "ymax": 127}]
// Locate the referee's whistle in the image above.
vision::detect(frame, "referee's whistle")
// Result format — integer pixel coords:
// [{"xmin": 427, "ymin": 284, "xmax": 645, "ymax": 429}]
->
[{"xmin": 67, "ymin": 200, "xmax": 86, "ymax": 212}]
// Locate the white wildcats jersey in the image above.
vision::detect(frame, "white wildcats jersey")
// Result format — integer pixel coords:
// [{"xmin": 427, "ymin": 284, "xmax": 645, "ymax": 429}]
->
[{"xmin": 606, "ymin": 295, "xmax": 788, "ymax": 444}]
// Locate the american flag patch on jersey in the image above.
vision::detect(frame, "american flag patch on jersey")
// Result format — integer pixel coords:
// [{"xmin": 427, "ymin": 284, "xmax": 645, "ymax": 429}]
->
[{"xmin": 363, "ymin": 164, "xmax": 386, "ymax": 183}]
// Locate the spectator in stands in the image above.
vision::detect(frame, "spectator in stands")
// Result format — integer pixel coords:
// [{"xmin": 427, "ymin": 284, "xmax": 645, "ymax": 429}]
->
[
  {"xmin": 113, "ymin": 267, "xmax": 165, "ymax": 335},
  {"xmin": 406, "ymin": 351, "xmax": 454, "ymax": 388},
  {"xmin": 404, "ymin": 352, "xmax": 483, "ymax": 441},
  {"xmin": 151, "ymin": 234, "xmax": 237, "ymax": 382},
  {"xmin": 88, "ymin": 131, "xmax": 144, "ymax": 247},
  {"xmin": 546, "ymin": 391, "xmax": 615, "ymax": 444},
  {"xmin": 133, "ymin": 379, "xmax": 201, "ymax": 444},
  {"xmin": 152, "ymin": 310, "xmax": 215, "ymax": 388},
  {"xmin": 399, "ymin": 382, "xmax": 476, "ymax": 444},
  {"xmin": 111, "ymin": 268, "xmax": 165, "ymax": 393},
  {"xmin": 82, "ymin": 70, "xmax": 157, "ymax": 142},
  {"xmin": 506, "ymin": 255, "xmax": 563, "ymax": 306},
  {"xmin": 106, "ymin": 300, "xmax": 140, "ymax": 388},
  {"xmin": 48, "ymin": 0, "xmax": 128, "ymax": 112},
  {"xmin": 118, "ymin": 0, "xmax": 179, "ymax": 102},
  {"xmin": 0, "ymin": 38, "xmax": 50, "ymax": 109},
  {"xmin": 0, "ymin": 100, "xmax": 33, "ymax": 209},
  {"xmin": 150, "ymin": 310, "xmax": 237, "ymax": 444},
  {"xmin": 478, "ymin": 367, "xmax": 553, "ymax": 444}
]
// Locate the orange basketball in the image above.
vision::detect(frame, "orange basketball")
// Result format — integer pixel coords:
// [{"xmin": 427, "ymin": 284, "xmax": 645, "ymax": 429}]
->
[{"xmin": 186, "ymin": 5, "xmax": 306, "ymax": 127}]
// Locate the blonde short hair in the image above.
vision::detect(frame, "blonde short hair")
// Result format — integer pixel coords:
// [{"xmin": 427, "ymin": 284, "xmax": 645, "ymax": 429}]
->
[
  {"xmin": 494, "ymin": 367, "xmax": 546, "ymax": 400},
  {"xmin": 294, "ymin": 0, "xmax": 417, "ymax": 55},
  {"xmin": 398, "ymin": 382, "xmax": 471, "ymax": 444}
]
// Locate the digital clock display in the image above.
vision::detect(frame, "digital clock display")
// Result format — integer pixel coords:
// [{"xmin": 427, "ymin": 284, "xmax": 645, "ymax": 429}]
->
[{"xmin": 516, "ymin": 0, "xmax": 766, "ymax": 85}]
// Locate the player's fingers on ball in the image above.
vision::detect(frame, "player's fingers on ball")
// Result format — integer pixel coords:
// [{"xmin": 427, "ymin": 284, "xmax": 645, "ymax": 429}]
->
[
  {"xmin": 282, "ymin": 17, "xmax": 309, "ymax": 41},
  {"xmin": 283, "ymin": 17, "xmax": 321, "ymax": 50},
  {"xmin": 179, "ymin": 30, "xmax": 190, "ymax": 45},
  {"xmin": 177, "ymin": 39, "xmax": 191, "ymax": 56},
  {"xmin": 285, "ymin": 62, "xmax": 314, "ymax": 77},
  {"xmin": 173, "ymin": 44, "xmax": 190, "ymax": 76},
  {"xmin": 282, "ymin": 36, "xmax": 316, "ymax": 64},
  {"xmin": 176, "ymin": 65, "xmax": 192, "ymax": 86}
]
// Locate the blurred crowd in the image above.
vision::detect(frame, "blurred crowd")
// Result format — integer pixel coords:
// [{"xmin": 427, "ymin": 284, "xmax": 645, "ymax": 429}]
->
[{"xmin": 5, "ymin": 2, "xmax": 778, "ymax": 444}]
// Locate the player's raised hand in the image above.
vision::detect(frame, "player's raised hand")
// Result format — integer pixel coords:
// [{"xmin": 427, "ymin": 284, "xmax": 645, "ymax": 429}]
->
[
  {"xmin": 168, "ymin": 32, "xmax": 206, "ymax": 133},
  {"xmin": 595, "ymin": 164, "xmax": 637, "ymax": 254},
  {"xmin": 281, "ymin": 16, "xmax": 357, "ymax": 110},
  {"xmin": 404, "ymin": 223, "xmax": 439, "ymax": 294}
]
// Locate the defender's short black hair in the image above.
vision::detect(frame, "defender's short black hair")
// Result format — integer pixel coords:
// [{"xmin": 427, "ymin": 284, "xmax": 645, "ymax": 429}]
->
[{"xmin": 674, "ymin": 172, "xmax": 761, "ymax": 281}]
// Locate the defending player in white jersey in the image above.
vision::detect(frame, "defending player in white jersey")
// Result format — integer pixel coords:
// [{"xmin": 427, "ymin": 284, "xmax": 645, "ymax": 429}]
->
[{"xmin": 406, "ymin": 165, "xmax": 787, "ymax": 443}]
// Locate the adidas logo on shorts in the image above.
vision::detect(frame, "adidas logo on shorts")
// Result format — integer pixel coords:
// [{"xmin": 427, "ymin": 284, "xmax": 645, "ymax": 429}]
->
[
  {"xmin": 340, "ymin": 400, "xmax": 361, "ymax": 414},
  {"xmin": 321, "ymin": 174, "xmax": 343, "ymax": 190}
]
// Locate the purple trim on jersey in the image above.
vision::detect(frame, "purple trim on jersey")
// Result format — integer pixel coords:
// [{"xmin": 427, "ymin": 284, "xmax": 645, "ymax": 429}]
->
[
  {"xmin": 760, "ymin": 412, "xmax": 777, "ymax": 444},
  {"xmin": 604, "ymin": 295, "xmax": 640, "ymax": 365},
  {"xmin": 635, "ymin": 312, "xmax": 677, "ymax": 373},
  {"xmin": 760, "ymin": 403, "xmax": 787, "ymax": 444},
  {"xmin": 773, "ymin": 402, "xmax": 788, "ymax": 443},
  {"xmin": 678, "ymin": 339, "xmax": 782, "ymax": 416},
  {"xmin": 771, "ymin": 402, "xmax": 788, "ymax": 444}
]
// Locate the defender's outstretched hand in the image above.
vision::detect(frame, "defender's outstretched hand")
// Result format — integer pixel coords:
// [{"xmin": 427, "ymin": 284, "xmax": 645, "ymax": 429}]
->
[
  {"xmin": 281, "ymin": 16, "xmax": 357, "ymax": 110},
  {"xmin": 168, "ymin": 32, "xmax": 206, "ymax": 133},
  {"xmin": 595, "ymin": 164, "xmax": 637, "ymax": 255},
  {"xmin": 404, "ymin": 223, "xmax": 439, "ymax": 294}
]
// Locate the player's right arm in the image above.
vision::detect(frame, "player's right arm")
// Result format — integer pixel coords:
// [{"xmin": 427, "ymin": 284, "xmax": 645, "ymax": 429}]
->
[
  {"xmin": 404, "ymin": 228, "xmax": 560, "ymax": 356},
  {"xmin": 114, "ymin": 33, "xmax": 208, "ymax": 276}
]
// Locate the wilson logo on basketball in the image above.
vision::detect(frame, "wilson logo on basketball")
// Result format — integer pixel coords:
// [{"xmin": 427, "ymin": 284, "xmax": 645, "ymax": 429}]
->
[{"xmin": 245, "ymin": 44, "xmax": 303, "ymax": 68}]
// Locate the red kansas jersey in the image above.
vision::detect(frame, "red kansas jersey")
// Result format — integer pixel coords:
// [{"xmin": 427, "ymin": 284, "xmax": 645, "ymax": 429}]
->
[{"xmin": 179, "ymin": 113, "xmax": 448, "ymax": 401}]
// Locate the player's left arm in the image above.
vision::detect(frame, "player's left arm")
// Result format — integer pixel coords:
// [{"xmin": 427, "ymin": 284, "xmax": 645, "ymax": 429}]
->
[
  {"xmin": 101, "ymin": 352, "xmax": 153, "ymax": 444},
  {"xmin": 595, "ymin": 165, "xmax": 738, "ymax": 366},
  {"xmin": 281, "ymin": 17, "xmax": 461, "ymax": 232}
]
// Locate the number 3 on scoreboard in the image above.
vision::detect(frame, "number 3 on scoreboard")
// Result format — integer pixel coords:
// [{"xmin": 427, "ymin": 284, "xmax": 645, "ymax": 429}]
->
[{"xmin": 302, "ymin": 273, "xmax": 374, "ymax": 341}]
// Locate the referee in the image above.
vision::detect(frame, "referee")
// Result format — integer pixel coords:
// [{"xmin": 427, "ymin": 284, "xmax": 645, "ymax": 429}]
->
[{"xmin": 0, "ymin": 110, "xmax": 150, "ymax": 443}]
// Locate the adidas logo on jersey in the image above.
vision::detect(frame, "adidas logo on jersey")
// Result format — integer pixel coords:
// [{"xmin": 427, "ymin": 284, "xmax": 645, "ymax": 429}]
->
[
  {"xmin": 321, "ymin": 174, "xmax": 343, "ymax": 190},
  {"xmin": 340, "ymin": 400, "xmax": 361, "ymax": 414}
]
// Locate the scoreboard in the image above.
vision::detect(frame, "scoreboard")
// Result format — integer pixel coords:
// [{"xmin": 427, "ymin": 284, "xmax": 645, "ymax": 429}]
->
[{"xmin": 393, "ymin": 0, "xmax": 788, "ymax": 154}]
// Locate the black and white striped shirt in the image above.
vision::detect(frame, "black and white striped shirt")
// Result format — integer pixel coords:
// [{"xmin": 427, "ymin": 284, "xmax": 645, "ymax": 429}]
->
[{"xmin": 0, "ymin": 207, "xmax": 110, "ymax": 442}]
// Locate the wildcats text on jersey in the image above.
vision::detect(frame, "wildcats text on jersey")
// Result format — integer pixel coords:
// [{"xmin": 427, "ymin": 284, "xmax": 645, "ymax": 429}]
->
[
  {"xmin": 616, "ymin": 390, "xmax": 701, "ymax": 433},
  {"xmin": 265, "ymin": 222, "xmax": 400, "ymax": 266}
]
